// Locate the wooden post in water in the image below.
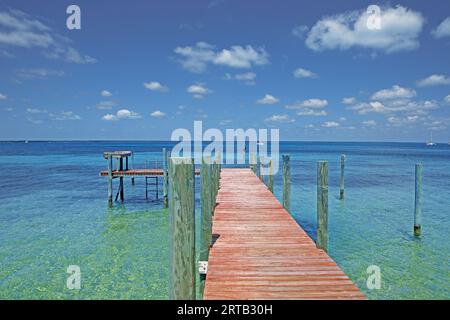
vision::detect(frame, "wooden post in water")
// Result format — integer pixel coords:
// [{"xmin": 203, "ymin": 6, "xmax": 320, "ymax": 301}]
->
[
  {"xmin": 282, "ymin": 155, "xmax": 291, "ymax": 213},
  {"xmin": 414, "ymin": 164, "xmax": 423, "ymax": 237},
  {"xmin": 107, "ymin": 154, "xmax": 113, "ymax": 205},
  {"xmin": 259, "ymin": 156, "xmax": 264, "ymax": 183},
  {"xmin": 250, "ymin": 153, "xmax": 257, "ymax": 173},
  {"xmin": 212, "ymin": 158, "xmax": 220, "ymax": 201},
  {"xmin": 119, "ymin": 158, "xmax": 124, "ymax": 202},
  {"xmin": 340, "ymin": 154, "xmax": 346, "ymax": 200},
  {"xmin": 199, "ymin": 157, "xmax": 212, "ymax": 295},
  {"xmin": 268, "ymin": 158, "xmax": 274, "ymax": 193},
  {"xmin": 317, "ymin": 161, "xmax": 328, "ymax": 252},
  {"xmin": 163, "ymin": 148, "xmax": 169, "ymax": 208},
  {"xmin": 169, "ymin": 157, "xmax": 196, "ymax": 300}
]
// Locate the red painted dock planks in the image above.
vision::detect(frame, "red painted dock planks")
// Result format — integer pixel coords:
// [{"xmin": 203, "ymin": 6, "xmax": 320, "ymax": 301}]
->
[{"xmin": 203, "ymin": 168, "xmax": 365, "ymax": 300}]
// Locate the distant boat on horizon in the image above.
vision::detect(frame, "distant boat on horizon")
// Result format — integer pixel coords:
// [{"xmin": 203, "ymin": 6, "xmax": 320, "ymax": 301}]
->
[
  {"xmin": 426, "ymin": 132, "xmax": 436, "ymax": 146},
  {"xmin": 24, "ymin": 140, "xmax": 29, "ymax": 144}
]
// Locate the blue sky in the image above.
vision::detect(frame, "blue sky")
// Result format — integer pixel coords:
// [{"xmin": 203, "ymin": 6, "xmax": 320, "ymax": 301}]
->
[{"xmin": 0, "ymin": 0, "xmax": 449, "ymax": 141}]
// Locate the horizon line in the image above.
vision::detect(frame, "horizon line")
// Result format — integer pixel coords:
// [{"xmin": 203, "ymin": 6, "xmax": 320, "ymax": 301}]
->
[{"xmin": 0, "ymin": 139, "xmax": 447, "ymax": 144}]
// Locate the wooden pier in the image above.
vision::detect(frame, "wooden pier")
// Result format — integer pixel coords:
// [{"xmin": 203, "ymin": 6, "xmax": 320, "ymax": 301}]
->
[
  {"xmin": 203, "ymin": 168, "xmax": 365, "ymax": 300},
  {"xmin": 100, "ymin": 168, "xmax": 200, "ymax": 177},
  {"xmin": 100, "ymin": 150, "xmax": 200, "ymax": 205}
]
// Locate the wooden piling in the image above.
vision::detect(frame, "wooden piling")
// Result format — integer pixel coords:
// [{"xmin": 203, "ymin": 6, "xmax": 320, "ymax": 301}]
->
[
  {"xmin": 340, "ymin": 154, "xmax": 345, "ymax": 200},
  {"xmin": 414, "ymin": 164, "xmax": 423, "ymax": 237},
  {"xmin": 259, "ymin": 156, "xmax": 264, "ymax": 182},
  {"xmin": 317, "ymin": 161, "xmax": 328, "ymax": 252},
  {"xmin": 212, "ymin": 159, "xmax": 220, "ymax": 201},
  {"xmin": 163, "ymin": 148, "xmax": 169, "ymax": 208},
  {"xmin": 268, "ymin": 159, "xmax": 274, "ymax": 193},
  {"xmin": 169, "ymin": 157, "xmax": 196, "ymax": 300},
  {"xmin": 119, "ymin": 158, "xmax": 124, "ymax": 201},
  {"xmin": 107, "ymin": 154, "xmax": 113, "ymax": 205},
  {"xmin": 282, "ymin": 155, "xmax": 291, "ymax": 213},
  {"xmin": 250, "ymin": 153, "xmax": 257, "ymax": 173},
  {"xmin": 199, "ymin": 157, "xmax": 212, "ymax": 295}
]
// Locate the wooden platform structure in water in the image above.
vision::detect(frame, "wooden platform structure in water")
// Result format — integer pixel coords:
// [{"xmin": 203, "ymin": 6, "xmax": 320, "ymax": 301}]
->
[
  {"xmin": 100, "ymin": 168, "xmax": 200, "ymax": 177},
  {"xmin": 203, "ymin": 168, "xmax": 365, "ymax": 300}
]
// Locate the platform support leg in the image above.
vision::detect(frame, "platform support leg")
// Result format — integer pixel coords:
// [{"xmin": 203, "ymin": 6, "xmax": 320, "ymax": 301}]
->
[
  {"xmin": 119, "ymin": 158, "xmax": 124, "ymax": 202},
  {"xmin": 108, "ymin": 155, "xmax": 113, "ymax": 205}
]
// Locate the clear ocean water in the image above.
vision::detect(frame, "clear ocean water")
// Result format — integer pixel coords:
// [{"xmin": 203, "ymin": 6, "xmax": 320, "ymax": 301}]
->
[{"xmin": 0, "ymin": 141, "xmax": 449, "ymax": 299}]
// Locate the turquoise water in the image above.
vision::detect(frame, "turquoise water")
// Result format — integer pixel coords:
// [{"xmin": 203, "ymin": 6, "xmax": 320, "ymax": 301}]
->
[{"xmin": 0, "ymin": 141, "xmax": 449, "ymax": 299}]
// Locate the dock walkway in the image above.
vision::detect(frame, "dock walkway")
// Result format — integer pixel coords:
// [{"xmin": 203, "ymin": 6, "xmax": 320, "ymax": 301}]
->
[{"xmin": 203, "ymin": 168, "xmax": 365, "ymax": 300}]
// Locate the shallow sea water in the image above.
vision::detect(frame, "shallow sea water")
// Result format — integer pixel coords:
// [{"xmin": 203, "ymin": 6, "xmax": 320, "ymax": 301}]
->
[{"xmin": 0, "ymin": 141, "xmax": 448, "ymax": 299}]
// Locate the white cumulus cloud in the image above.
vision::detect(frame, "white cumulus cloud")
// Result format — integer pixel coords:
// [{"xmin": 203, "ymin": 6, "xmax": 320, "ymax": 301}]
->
[
  {"xmin": 350, "ymin": 99, "xmax": 438, "ymax": 115},
  {"xmin": 305, "ymin": 5, "xmax": 424, "ymax": 53},
  {"xmin": 387, "ymin": 115, "xmax": 419, "ymax": 126},
  {"xmin": 144, "ymin": 81, "xmax": 169, "ymax": 92},
  {"xmin": 101, "ymin": 90, "xmax": 112, "ymax": 97},
  {"xmin": 256, "ymin": 94, "xmax": 279, "ymax": 105},
  {"xmin": 102, "ymin": 109, "xmax": 141, "ymax": 121},
  {"xmin": 293, "ymin": 67, "xmax": 318, "ymax": 78},
  {"xmin": 265, "ymin": 114, "xmax": 295, "ymax": 123},
  {"xmin": 49, "ymin": 111, "xmax": 81, "ymax": 121},
  {"xmin": 26, "ymin": 108, "xmax": 47, "ymax": 114},
  {"xmin": 150, "ymin": 110, "xmax": 166, "ymax": 118},
  {"xmin": 297, "ymin": 109, "xmax": 327, "ymax": 116},
  {"xmin": 0, "ymin": 9, "xmax": 96, "ymax": 63},
  {"xmin": 371, "ymin": 85, "xmax": 416, "ymax": 100},
  {"xmin": 292, "ymin": 25, "xmax": 309, "ymax": 39},
  {"xmin": 285, "ymin": 98, "xmax": 328, "ymax": 109},
  {"xmin": 342, "ymin": 97, "xmax": 356, "ymax": 105},
  {"xmin": 187, "ymin": 83, "xmax": 211, "ymax": 99},
  {"xmin": 225, "ymin": 72, "xmax": 256, "ymax": 85},
  {"xmin": 174, "ymin": 42, "xmax": 269, "ymax": 73},
  {"xmin": 417, "ymin": 74, "xmax": 450, "ymax": 87},
  {"xmin": 432, "ymin": 17, "xmax": 450, "ymax": 39},
  {"xmin": 322, "ymin": 121, "xmax": 340, "ymax": 128},
  {"xmin": 445, "ymin": 95, "xmax": 450, "ymax": 104}
]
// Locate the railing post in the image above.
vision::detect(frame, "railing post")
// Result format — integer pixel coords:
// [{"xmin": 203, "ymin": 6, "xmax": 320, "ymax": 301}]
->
[
  {"xmin": 414, "ymin": 164, "xmax": 423, "ymax": 237},
  {"xmin": 340, "ymin": 154, "xmax": 346, "ymax": 200},
  {"xmin": 317, "ymin": 161, "xmax": 328, "ymax": 252},
  {"xmin": 199, "ymin": 157, "xmax": 212, "ymax": 296},
  {"xmin": 282, "ymin": 155, "xmax": 291, "ymax": 213},
  {"xmin": 169, "ymin": 157, "xmax": 195, "ymax": 300}
]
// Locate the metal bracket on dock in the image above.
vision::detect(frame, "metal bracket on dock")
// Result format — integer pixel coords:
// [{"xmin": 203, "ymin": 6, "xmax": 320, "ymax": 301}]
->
[{"xmin": 198, "ymin": 261, "xmax": 208, "ymax": 275}]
